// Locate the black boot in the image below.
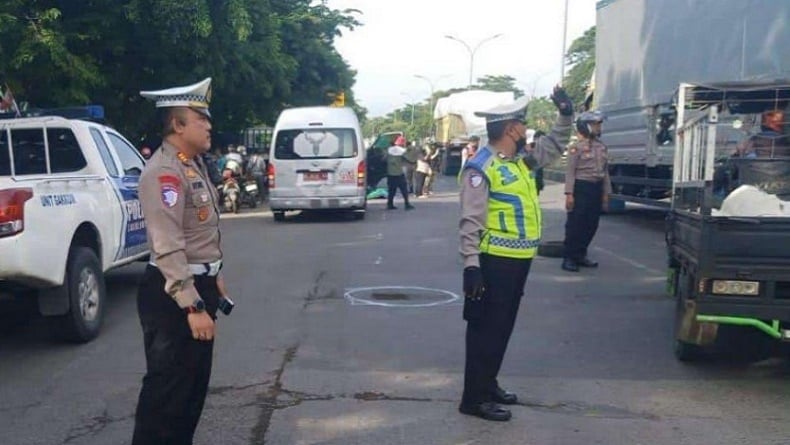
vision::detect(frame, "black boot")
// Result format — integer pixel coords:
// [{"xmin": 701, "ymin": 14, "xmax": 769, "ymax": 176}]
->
[
  {"xmin": 492, "ymin": 387, "xmax": 518, "ymax": 405},
  {"xmin": 561, "ymin": 258, "xmax": 580, "ymax": 272},
  {"xmin": 458, "ymin": 402, "xmax": 512, "ymax": 421},
  {"xmin": 578, "ymin": 257, "xmax": 599, "ymax": 268}
]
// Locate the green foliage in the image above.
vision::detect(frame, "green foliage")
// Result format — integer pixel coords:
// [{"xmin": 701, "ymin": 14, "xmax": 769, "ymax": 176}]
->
[
  {"xmin": 562, "ymin": 26, "xmax": 595, "ymax": 108},
  {"xmin": 472, "ymin": 75, "xmax": 524, "ymax": 98},
  {"xmin": 526, "ymin": 97, "xmax": 556, "ymax": 132},
  {"xmin": 0, "ymin": 0, "xmax": 360, "ymax": 145}
]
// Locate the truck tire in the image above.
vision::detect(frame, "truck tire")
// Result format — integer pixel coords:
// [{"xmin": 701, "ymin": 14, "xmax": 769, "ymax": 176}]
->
[{"xmin": 48, "ymin": 247, "xmax": 105, "ymax": 343}]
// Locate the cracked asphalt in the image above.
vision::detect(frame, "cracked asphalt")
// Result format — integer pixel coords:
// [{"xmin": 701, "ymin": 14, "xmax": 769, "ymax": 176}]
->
[{"xmin": 1, "ymin": 177, "xmax": 789, "ymax": 444}]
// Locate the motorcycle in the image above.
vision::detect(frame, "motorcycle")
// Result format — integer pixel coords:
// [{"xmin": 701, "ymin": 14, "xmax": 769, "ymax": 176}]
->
[
  {"xmin": 220, "ymin": 171, "xmax": 241, "ymax": 213},
  {"xmin": 240, "ymin": 173, "xmax": 260, "ymax": 208}
]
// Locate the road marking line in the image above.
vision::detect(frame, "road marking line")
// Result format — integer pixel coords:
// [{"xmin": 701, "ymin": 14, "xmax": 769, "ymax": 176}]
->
[{"xmin": 592, "ymin": 246, "xmax": 664, "ymax": 275}]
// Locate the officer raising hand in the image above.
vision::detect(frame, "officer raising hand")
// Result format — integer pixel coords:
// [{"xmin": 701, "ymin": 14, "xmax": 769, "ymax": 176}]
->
[
  {"xmin": 458, "ymin": 86, "xmax": 574, "ymax": 422},
  {"xmin": 133, "ymin": 78, "xmax": 232, "ymax": 444}
]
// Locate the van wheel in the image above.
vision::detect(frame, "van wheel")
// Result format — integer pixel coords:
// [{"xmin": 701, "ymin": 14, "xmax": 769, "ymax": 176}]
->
[
  {"xmin": 354, "ymin": 211, "xmax": 365, "ymax": 221},
  {"xmin": 273, "ymin": 211, "xmax": 285, "ymax": 222},
  {"xmin": 48, "ymin": 247, "xmax": 105, "ymax": 343}
]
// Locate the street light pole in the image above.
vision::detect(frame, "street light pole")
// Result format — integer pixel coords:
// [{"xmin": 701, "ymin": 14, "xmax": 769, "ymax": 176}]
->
[
  {"xmin": 401, "ymin": 92, "xmax": 416, "ymax": 126},
  {"xmin": 445, "ymin": 34, "xmax": 504, "ymax": 88},
  {"xmin": 560, "ymin": 0, "xmax": 569, "ymax": 82},
  {"xmin": 414, "ymin": 74, "xmax": 449, "ymax": 136}
]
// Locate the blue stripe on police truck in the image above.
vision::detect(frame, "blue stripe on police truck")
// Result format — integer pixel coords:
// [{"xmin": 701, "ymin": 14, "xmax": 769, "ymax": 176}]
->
[{"xmin": 110, "ymin": 176, "xmax": 147, "ymax": 261}]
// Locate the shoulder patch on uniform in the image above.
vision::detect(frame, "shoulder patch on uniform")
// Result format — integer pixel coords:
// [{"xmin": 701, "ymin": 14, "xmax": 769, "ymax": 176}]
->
[
  {"xmin": 159, "ymin": 175, "xmax": 181, "ymax": 208},
  {"xmin": 469, "ymin": 173, "xmax": 484, "ymax": 188}
]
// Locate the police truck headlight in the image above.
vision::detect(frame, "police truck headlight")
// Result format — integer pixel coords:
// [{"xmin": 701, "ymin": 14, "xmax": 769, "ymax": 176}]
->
[{"xmin": 711, "ymin": 280, "xmax": 759, "ymax": 296}]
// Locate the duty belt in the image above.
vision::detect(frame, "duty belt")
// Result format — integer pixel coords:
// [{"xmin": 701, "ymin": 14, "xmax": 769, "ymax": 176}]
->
[
  {"xmin": 188, "ymin": 260, "xmax": 223, "ymax": 277},
  {"xmin": 149, "ymin": 259, "xmax": 223, "ymax": 277}
]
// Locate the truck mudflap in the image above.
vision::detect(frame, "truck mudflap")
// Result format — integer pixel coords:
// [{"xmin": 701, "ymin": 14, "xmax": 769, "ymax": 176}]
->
[{"xmin": 677, "ymin": 300, "xmax": 719, "ymax": 346}]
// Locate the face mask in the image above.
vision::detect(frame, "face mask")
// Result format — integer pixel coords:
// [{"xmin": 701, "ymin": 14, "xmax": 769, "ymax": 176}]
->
[{"xmin": 515, "ymin": 136, "xmax": 527, "ymax": 151}]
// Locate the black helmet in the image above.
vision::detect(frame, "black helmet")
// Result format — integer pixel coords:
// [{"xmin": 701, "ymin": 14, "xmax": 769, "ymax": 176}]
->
[{"xmin": 575, "ymin": 110, "xmax": 606, "ymax": 139}]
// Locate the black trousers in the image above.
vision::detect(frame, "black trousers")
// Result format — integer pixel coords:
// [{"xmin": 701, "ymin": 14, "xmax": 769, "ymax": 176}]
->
[
  {"xmin": 133, "ymin": 265, "xmax": 220, "ymax": 445},
  {"xmin": 387, "ymin": 174, "xmax": 410, "ymax": 207},
  {"xmin": 462, "ymin": 254, "xmax": 532, "ymax": 405},
  {"xmin": 564, "ymin": 179, "xmax": 603, "ymax": 261}
]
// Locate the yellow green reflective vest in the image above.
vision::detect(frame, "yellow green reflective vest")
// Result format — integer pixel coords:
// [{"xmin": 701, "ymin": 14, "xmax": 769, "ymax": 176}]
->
[{"xmin": 464, "ymin": 146, "xmax": 541, "ymax": 259}]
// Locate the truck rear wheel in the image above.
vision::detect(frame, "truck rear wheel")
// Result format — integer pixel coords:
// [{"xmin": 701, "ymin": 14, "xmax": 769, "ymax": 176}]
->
[{"xmin": 48, "ymin": 247, "xmax": 105, "ymax": 343}]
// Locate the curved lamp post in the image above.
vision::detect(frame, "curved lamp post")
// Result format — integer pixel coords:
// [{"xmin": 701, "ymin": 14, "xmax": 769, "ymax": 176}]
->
[{"xmin": 444, "ymin": 33, "xmax": 504, "ymax": 88}]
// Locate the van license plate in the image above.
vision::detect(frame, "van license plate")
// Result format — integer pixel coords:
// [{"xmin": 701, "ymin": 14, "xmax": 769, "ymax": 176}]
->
[{"xmin": 304, "ymin": 172, "xmax": 328, "ymax": 181}]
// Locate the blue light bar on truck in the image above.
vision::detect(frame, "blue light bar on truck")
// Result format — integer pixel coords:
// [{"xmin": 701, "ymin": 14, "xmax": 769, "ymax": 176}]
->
[{"xmin": 0, "ymin": 105, "xmax": 105, "ymax": 121}]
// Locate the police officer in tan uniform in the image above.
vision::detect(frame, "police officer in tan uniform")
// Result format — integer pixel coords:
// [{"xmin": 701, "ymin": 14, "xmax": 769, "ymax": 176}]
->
[
  {"xmin": 458, "ymin": 87, "xmax": 574, "ymax": 421},
  {"xmin": 562, "ymin": 110, "xmax": 611, "ymax": 272},
  {"xmin": 133, "ymin": 78, "xmax": 233, "ymax": 444}
]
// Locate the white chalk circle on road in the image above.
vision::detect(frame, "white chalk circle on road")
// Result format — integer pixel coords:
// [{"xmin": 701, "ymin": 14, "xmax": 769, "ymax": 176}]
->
[{"xmin": 344, "ymin": 286, "xmax": 461, "ymax": 308}]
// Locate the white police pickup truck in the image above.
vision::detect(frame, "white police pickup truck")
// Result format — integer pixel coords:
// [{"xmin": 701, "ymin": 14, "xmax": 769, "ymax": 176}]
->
[{"xmin": 0, "ymin": 107, "xmax": 149, "ymax": 342}]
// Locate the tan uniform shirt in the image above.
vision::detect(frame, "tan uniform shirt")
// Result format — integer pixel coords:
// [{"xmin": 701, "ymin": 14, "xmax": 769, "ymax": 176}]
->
[
  {"xmin": 139, "ymin": 141, "xmax": 222, "ymax": 308},
  {"xmin": 565, "ymin": 138, "xmax": 612, "ymax": 195},
  {"xmin": 459, "ymin": 115, "xmax": 573, "ymax": 268}
]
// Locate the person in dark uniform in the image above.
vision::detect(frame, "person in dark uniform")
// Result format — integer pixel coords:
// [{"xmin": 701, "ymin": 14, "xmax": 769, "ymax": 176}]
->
[
  {"xmin": 562, "ymin": 110, "xmax": 611, "ymax": 272},
  {"xmin": 133, "ymin": 78, "xmax": 234, "ymax": 444},
  {"xmin": 458, "ymin": 86, "xmax": 574, "ymax": 421}
]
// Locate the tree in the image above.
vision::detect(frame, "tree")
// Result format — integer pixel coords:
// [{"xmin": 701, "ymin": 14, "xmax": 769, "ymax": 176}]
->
[
  {"xmin": 525, "ymin": 97, "xmax": 556, "ymax": 133},
  {"xmin": 472, "ymin": 75, "xmax": 524, "ymax": 98},
  {"xmin": 0, "ymin": 0, "xmax": 361, "ymax": 143},
  {"xmin": 562, "ymin": 26, "xmax": 595, "ymax": 108}
]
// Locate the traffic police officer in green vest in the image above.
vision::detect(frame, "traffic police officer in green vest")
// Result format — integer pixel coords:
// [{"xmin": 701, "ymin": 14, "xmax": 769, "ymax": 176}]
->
[{"xmin": 458, "ymin": 86, "xmax": 574, "ymax": 421}]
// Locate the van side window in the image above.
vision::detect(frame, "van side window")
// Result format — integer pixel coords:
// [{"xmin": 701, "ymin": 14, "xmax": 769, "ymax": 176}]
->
[
  {"xmin": 0, "ymin": 129, "xmax": 10, "ymax": 175},
  {"xmin": 274, "ymin": 128, "xmax": 357, "ymax": 160},
  {"xmin": 90, "ymin": 128, "xmax": 119, "ymax": 177},
  {"xmin": 48, "ymin": 128, "xmax": 87, "ymax": 173},
  {"xmin": 11, "ymin": 128, "xmax": 46, "ymax": 175}
]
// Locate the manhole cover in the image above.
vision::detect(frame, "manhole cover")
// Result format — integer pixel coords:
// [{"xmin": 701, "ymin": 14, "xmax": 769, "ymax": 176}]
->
[{"xmin": 345, "ymin": 286, "xmax": 460, "ymax": 307}]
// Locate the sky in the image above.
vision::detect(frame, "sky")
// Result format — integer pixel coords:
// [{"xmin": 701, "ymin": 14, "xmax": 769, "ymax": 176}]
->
[{"xmin": 327, "ymin": 0, "xmax": 599, "ymax": 117}]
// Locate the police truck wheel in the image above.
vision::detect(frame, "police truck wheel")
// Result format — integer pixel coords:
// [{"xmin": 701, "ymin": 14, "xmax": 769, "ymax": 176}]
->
[
  {"xmin": 273, "ymin": 211, "xmax": 285, "ymax": 222},
  {"xmin": 49, "ymin": 247, "xmax": 105, "ymax": 343}
]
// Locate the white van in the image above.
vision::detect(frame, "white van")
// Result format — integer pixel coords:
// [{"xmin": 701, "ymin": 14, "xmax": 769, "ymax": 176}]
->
[{"xmin": 268, "ymin": 106, "xmax": 366, "ymax": 221}]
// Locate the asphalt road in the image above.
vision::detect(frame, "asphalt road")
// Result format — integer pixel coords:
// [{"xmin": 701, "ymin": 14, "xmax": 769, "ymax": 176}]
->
[{"xmin": 1, "ymin": 177, "xmax": 789, "ymax": 445}]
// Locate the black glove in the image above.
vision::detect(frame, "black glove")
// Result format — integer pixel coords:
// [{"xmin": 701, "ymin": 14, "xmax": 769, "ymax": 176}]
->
[
  {"xmin": 463, "ymin": 266, "xmax": 485, "ymax": 322},
  {"xmin": 550, "ymin": 86, "xmax": 574, "ymax": 116},
  {"xmin": 463, "ymin": 266, "xmax": 485, "ymax": 299}
]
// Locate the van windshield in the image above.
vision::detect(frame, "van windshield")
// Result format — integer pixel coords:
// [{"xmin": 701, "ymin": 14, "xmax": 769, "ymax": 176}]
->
[{"xmin": 274, "ymin": 128, "xmax": 357, "ymax": 160}]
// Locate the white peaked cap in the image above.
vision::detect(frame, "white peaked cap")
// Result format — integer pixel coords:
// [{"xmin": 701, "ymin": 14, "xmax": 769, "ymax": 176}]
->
[
  {"xmin": 474, "ymin": 96, "xmax": 529, "ymax": 123},
  {"xmin": 140, "ymin": 77, "xmax": 212, "ymax": 117}
]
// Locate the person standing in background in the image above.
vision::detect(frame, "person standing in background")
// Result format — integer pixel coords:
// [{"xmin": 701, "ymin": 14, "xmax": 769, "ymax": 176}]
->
[
  {"xmin": 386, "ymin": 135, "xmax": 415, "ymax": 210},
  {"xmin": 562, "ymin": 110, "xmax": 611, "ymax": 272}
]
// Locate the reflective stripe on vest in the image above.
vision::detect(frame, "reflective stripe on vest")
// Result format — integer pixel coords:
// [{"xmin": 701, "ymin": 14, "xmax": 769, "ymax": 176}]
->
[{"xmin": 465, "ymin": 146, "xmax": 541, "ymax": 259}]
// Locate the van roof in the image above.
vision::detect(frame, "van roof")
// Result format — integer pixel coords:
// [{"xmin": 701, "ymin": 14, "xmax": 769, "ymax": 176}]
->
[{"xmin": 275, "ymin": 106, "xmax": 359, "ymax": 129}]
